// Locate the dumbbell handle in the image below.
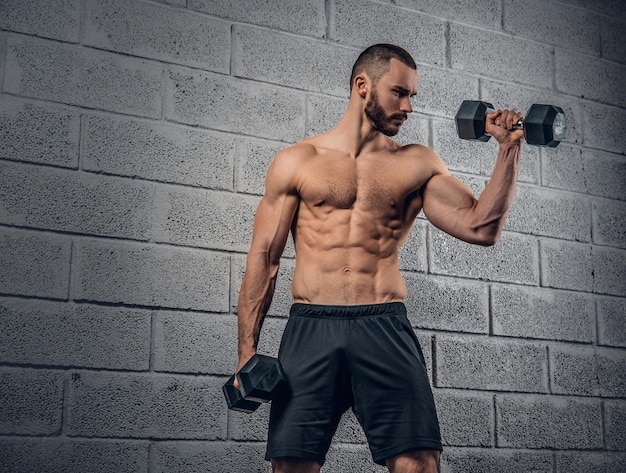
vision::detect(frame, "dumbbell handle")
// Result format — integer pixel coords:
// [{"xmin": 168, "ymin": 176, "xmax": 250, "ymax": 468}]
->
[{"xmin": 485, "ymin": 106, "xmax": 523, "ymax": 130}]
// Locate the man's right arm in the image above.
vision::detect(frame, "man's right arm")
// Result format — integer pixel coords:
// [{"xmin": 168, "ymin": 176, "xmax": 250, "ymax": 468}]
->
[{"xmin": 235, "ymin": 148, "xmax": 301, "ymax": 374}]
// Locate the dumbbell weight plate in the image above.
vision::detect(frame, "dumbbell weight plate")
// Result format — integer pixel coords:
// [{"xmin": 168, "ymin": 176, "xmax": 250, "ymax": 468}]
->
[
  {"xmin": 222, "ymin": 374, "xmax": 262, "ymax": 413},
  {"xmin": 455, "ymin": 100, "xmax": 495, "ymax": 142},
  {"xmin": 524, "ymin": 104, "xmax": 566, "ymax": 147},
  {"xmin": 236, "ymin": 354, "xmax": 285, "ymax": 403}
]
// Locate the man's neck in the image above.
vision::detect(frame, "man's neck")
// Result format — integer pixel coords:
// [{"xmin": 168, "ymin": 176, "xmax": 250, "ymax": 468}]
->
[{"xmin": 328, "ymin": 99, "xmax": 390, "ymax": 158}]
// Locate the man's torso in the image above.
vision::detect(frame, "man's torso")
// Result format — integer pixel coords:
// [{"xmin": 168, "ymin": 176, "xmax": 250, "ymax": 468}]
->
[{"xmin": 289, "ymin": 136, "xmax": 437, "ymax": 305}]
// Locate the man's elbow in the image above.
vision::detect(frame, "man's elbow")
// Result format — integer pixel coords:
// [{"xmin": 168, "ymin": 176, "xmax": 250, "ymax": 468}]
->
[
  {"xmin": 470, "ymin": 225, "xmax": 502, "ymax": 247},
  {"xmin": 475, "ymin": 235, "xmax": 499, "ymax": 247}
]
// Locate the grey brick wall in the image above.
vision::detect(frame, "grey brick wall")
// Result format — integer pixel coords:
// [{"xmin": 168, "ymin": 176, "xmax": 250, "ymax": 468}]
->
[{"xmin": 0, "ymin": 1, "xmax": 624, "ymax": 472}]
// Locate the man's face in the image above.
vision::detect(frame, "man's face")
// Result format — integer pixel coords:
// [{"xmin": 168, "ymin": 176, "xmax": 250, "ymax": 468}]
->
[{"xmin": 364, "ymin": 59, "xmax": 418, "ymax": 136}]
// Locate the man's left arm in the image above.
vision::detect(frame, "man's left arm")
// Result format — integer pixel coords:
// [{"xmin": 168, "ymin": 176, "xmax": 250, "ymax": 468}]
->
[{"xmin": 421, "ymin": 108, "xmax": 524, "ymax": 246}]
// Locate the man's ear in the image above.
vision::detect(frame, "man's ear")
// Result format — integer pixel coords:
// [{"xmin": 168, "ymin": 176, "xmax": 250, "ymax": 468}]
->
[{"xmin": 354, "ymin": 75, "xmax": 368, "ymax": 98}]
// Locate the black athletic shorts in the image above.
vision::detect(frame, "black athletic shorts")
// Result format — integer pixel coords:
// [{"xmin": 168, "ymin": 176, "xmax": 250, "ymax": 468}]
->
[{"xmin": 265, "ymin": 302, "xmax": 442, "ymax": 466}]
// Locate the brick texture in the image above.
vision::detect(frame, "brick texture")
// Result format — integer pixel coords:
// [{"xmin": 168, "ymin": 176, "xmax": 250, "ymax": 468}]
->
[{"xmin": 1, "ymin": 0, "xmax": 624, "ymax": 471}]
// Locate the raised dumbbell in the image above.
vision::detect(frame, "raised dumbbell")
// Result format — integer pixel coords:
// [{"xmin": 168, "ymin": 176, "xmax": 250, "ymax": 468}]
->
[
  {"xmin": 222, "ymin": 354, "xmax": 285, "ymax": 413},
  {"xmin": 455, "ymin": 100, "xmax": 566, "ymax": 147}
]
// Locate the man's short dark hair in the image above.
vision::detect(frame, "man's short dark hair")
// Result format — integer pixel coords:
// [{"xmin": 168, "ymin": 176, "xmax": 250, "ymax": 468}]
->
[{"xmin": 350, "ymin": 44, "xmax": 417, "ymax": 90}]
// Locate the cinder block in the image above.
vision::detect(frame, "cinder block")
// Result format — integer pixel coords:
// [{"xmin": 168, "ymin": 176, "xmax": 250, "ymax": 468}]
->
[
  {"xmin": 84, "ymin": 0, "xmax": 229, "ymax": 72},
  {"xmin": 153, "ymin": 187, "xmax": 259, "ymax": 252},
  {"xmin": 334, "ymin": 409, "xmax": 367, "ymax": 444},
  {"xmin": 164, "ymin": 67, "xmax": 306, "ymax": 143},
  {"xmin": 0, "ymin": 368, "xmax": 63, "ymax": 435},
  {"xmin": 602, "ymin": 18, "xmax": 626, "ymax": 64},
  {"xmin": 396, "ymin": 112, "xmax": 431, "ymax": 147},
  {"xmin": 256, "ymin": 317, "xmax": 289, "ymax": 357},
  {"xmin": 540, "ymin": 240, "xmax": 593, "ymax": 292},
  {"xmin": 415, "ymin": 331, "xmax": 434, "ymax": 379},
  {"xmin": 556, "ymin": 50, "xmax": 626, "ymax": 107},
  {"xmin": 0, "ymin": 96, "xmax": 79, "ymax": 168},
  {"xmin": 505, "ymin": 185, "xmax": 591, "ymax": 241},
  {"xmin": 593, "ymin": 198, "xmax": 626, "ymax": 247},
  {"xmin": 434, "ymin": 390, "xmax": 493, "ymax": 447},
  {"xmin": 324, "ymin": 443, "xmax": 385, "ymax": 472},
  {"xmin": 492, "ymin": 285, "xmax": 594, "ymax": 342},
  {"xmin": 432, "ymin": 117, "xmax": 541, "ymax": 184},
  {"xmin": 449, "ymin": 24, "xmax": 553, "ymax": 89},
  {"xmin": 393, "ymin": 0, "xmax": 501, "ymax": 29},
  {"xmin": 227, "ymin": 400, "xmax": 271, "ymax": 442},
  {"xmin": 598, "ymin": 297, "xmax": 626, "ymax": 347},
  {"xmin": 582, "ymin": 102, "xmax": 626, "ymax": 154},
  {"xmin": 571, "ymin": 0, "xmax": 625, "ymax": 21},
  {"xmin": 5, "ymin": 36, "xmax": 162, "ymax": 118},
  {"xmin": 583, "ymin": 149, "xmax": 626, "ymax": 201},
  {"xmin": 399, "ymin": 219, "xmax": 428, "ymax": 272},
  {"xmin": 416, "ymin": 65, "xmax": 479, "ymax": 118},
  {"xmin": 556, "ymin": 451, "xmax": 626, "ymax": 473},
  {"xmin": 306, "ymin": 94, "xmax": 349, "ymax": 138},
  {"xmin": 189, "ymin": 0, "xmax": 326, "ymax": 38},
  {"xmin": 331, "ymin": 0, "xmax": 445, "ymax": 66},
  {"xmin": 550, "ymin": 345, "xmax": 599, "ymax": 396},
  {"xmin": 74, "ymin": 239, "xmax": 230, "ymax": 312},
  {"xmin": 0, "ymin": 0, "xmax": 80, "ymax": 42},
  {"xmin": 541, "ymin": 143, "xmax": 586, "ymax": 194},
  {"xmin": 153, "ymin": 312, "xmax": 237, "ymax": 375},
  {"xmin": 67, "ymin": 372, "xmax": 227, "ymax": 439},
  {"xmin": 233, "ymin": 26, "xmax": 353, "ymax": 97},
  {"xmin": 235, "ymin": 137, "xmax": 283, "ymax": 195},
  {"xmin": 151, "ymin": 441, "xmax": 268, "ymax": 473},
  {"xmin": 230, "ymin": 255, "xmax": 295, "ymax": 316},
  {"xmin": 430, "ymin": 229, "xmax": 539, "ymax": 285},
  {"xmin": 403, "ymin": 273, "xmax": 488, "ymax": 334},
  {"xmin": 597, "ymin": 347, "xmax": 626, "ymax": 397},
  {"xmin": 0, "ymin": 161, "xmax": 154, "ymax": 240},
  {"xmin": 83, "ymin": 114, "xmax": 235, "ymax": 190},
  {"xmin": 0, "ymin": 298, "xmax": 151, "ymax": 370},
  {"xmin": 0, "ymin": 438, "xmax": 149, "ymax": 473},
  {"xmin": 604, "ymin": 400, "xmax": 626, "ymax": 451},
  {"xmin": 435, "ymin": 335, "xmax": 548, "ymax": 392},
  {"xmin": 593, "ymin": 246, "xmax": 626, "ymax": 296},
  {"xmin": 496, "ymin": 395, "xmax": 603, "ymax": 449},
  {"xmin": 503, "ymin": 0, "xmax": 601, "ymax": 55},
  {"xmin": 481, "ymin": 79, "xmax": 583, "ymax": 146},
  {"xmin": 0, "ymin": 229, "xmax": 70, "ymax": 299},
  {"xmin": 441, "ymin": 448, "xmax": 554, "ymax": 473},
  {"xmin": 153, "ymin": 0, "xmax": 185, "ymax": 5}
]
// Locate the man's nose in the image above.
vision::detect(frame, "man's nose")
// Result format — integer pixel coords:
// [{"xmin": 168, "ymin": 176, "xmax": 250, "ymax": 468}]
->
[{"xmin": 401, "ymin": 96, "xmax": 413, "ymax": 113}]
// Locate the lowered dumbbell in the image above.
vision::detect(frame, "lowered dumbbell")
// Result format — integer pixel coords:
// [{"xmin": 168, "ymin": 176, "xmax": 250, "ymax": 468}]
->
[
  {"xmin": 455, "ymin": 100, "xmax": 566, "ymax": 147},
  {"xmin": 222, "ymin": 354, "xmax": 285, "ymax": 413}
]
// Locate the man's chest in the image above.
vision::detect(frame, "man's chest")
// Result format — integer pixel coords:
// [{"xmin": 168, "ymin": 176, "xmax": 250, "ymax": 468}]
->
[{"xmin": 297, "ymin": 156, "xmax": 426, "ymax": 212}]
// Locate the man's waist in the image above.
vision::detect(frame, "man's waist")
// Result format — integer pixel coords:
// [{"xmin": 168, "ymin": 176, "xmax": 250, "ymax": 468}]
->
[{"xmin": 290, "ymin": 301, "xmax": 407, "ymax": 318}]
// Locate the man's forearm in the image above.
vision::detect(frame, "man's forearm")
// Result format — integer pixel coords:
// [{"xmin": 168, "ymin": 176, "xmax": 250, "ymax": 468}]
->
[
  {"xmin": 236, "ymin": 251, "xmax": 279, "ymax": 362},
  {"xmin": 470, "ymin": 141, "xmax": 522, "ymax": 243}
]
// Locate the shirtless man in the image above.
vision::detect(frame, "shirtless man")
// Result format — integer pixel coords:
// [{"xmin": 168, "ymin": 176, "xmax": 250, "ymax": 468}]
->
[{"xmin": 235, "ymin": 44, "xmax": 524, "ymax": 473}]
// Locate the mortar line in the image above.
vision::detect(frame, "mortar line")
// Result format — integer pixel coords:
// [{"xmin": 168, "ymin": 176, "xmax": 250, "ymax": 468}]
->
[
  {"xmin": 61, "ymin": 373, "xmax": 71, "ymax": 436},
  {"xmin": 325, "ymin": 0, "xmax": 333, "ymax": 41},
  {"xmin": 149, "ymin": 312, "xmax": 156, "ymax": 373},
  {"xmin": 0, "ymin": 33, "xmax": 7, "ymax": 92},
  {"xmin": 443, "ymin": 21, "xmax": 451, "ymax": 69},
  {"xmin": 488, "ymin": 284, "xmax": 494, "ymax": 336},
  {"xmin": 491, "ymin": 394, "xmax": 498, "ymax": 448}
]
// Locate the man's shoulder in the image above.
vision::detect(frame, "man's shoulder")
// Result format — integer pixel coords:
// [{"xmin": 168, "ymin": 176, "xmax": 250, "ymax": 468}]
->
[
  {"xmin": 394, "ymin": 142, "xmax": 443, "ymax": 166},
  {"xmin": 395, "ymin": 142, "xmax": 436, "ymax": 158}
]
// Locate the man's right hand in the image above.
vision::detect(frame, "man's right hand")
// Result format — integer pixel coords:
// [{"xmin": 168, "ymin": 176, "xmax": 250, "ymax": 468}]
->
[{"xmin": 233, "ymin": 351, "xmax": 256, "ymax": 389}]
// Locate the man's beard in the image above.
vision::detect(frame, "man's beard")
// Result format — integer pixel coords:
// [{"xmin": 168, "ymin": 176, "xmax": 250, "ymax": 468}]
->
[{"xmin": 364, "ymin": 89, "xmax": 406, "ymax": 137}]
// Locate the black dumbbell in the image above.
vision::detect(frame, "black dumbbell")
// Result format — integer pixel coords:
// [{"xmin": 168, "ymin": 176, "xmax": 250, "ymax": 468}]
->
[
  {"xmin": 455, "ymin": 100, "xmax": 567, "ymax": 147},
  {"xmin": 222, "ymin": 354, "xmax": 285, "ymax": 413}
]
